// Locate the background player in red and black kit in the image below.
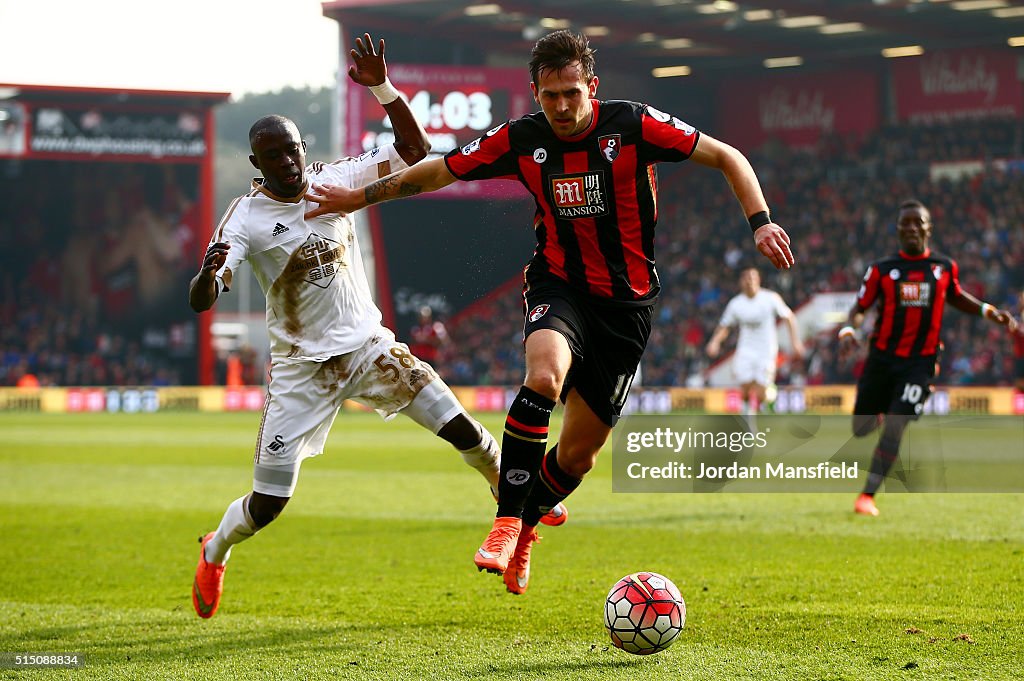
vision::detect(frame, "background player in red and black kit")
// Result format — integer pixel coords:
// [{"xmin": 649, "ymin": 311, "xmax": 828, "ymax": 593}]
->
[
  {"xmin": 839, "ymin": 199, "xmax": 1017, "ymax": 517},
  {"xmin": 305, "ymin": 30, "xmax": 794, "ymax": 594}
]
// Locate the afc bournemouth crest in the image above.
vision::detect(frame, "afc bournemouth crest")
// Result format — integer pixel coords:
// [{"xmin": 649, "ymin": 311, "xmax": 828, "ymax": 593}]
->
[
  {"xmin": 529, "ymin": 304, "xmax": 550, "ymax": 322},
  {"xmin": 598, "ymin": 134, "xmax": 620, "ymax": 163}
]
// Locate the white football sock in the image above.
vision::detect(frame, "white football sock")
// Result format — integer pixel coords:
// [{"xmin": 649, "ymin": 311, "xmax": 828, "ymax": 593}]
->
[
  {"xmin": 740, "ymin": 400, "xmax": 758, "ymax": 433},
  {"xmin": 459, "ymin": 424, "xmax": 501, "ymax": 489},
  {"xmin": 205, "ymin": 495, "xmax": 257, "ymax": 565}
]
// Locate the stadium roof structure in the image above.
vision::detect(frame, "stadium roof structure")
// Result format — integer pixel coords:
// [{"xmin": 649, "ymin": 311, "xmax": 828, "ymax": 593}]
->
[
  {"xmin": 0, "ymin": 83, "xmax": 231, "ymax": 108},
  {"xmin": 323, "ymin": 0, "xmax": 1024, "ymax": 76}
]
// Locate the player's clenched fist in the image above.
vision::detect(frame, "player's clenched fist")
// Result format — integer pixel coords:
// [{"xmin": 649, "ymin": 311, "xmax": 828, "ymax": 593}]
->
[{"xmin": 201, "ymin": 242, "xmax": 230, "ymax": 276}]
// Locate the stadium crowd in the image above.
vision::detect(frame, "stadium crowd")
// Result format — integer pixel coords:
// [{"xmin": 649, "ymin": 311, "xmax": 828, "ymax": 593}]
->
[
  {"xmin": 0, "ymin": 163, "xmax": 200, "ymax": 387},
  {"xmin": 2, "ymin": 119, "xmax": 1021, "ymax": 389},
  {"xmin": 435, "ymin": 118, "xmax": 1024, "ymax": 388}
]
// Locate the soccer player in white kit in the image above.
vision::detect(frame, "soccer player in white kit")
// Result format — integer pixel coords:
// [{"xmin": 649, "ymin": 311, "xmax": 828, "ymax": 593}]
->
[
  {"xmin": 706, "ymin": 267, "xmax": 804, "ymax": 416},
  {"xmin": 187, "ymin": 35, "xmax": 563, "ymax": 619}
]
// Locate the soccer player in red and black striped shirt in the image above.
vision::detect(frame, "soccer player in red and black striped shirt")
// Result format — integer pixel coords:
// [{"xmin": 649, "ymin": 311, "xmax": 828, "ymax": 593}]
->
[
  {"xmin": 305, "ymin": 30, "xmax": 794, "ymax": 592},
  {"xmin": 838, "ymin": 199, "xmax": 1017, "ymax": 517}
]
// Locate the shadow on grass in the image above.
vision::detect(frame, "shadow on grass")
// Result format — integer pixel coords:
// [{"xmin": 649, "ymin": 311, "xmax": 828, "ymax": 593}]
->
[
  {"xmin": 469, "ymin": 656, "xmax": 644, "ymax": 678},
  {"xmin": 5, "ymin": 612, "xmax": 358, "ymax": 669}
]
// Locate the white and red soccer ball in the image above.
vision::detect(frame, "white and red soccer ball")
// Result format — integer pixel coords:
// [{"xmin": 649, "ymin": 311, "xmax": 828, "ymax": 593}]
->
[{"xmin": 604, "ymin": 571, "xmax": 686, "ymax": 655}]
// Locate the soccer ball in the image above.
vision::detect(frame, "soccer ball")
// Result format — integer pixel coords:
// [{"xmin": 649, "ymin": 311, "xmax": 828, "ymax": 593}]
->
[{"xmin": 604, "ymin": 572, "xmax": 685, "ymax": 655}]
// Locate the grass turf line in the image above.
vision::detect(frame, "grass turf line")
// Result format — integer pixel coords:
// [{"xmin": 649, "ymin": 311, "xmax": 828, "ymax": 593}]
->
[{"xmin": 0, "ymin": 412, "xmax": 1021, "ymax": 680}]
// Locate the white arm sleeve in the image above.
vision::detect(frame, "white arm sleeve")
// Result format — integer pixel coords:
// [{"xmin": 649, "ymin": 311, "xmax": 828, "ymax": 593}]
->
[
  {"xmin": 317, "ymin": 144, "xmax": 411, "ymax": 189},
  {"xmin": 211, "ymin": 197, "xmax": 251, "ymax": 293},
  {"xmin": 772, "ymin": 292, "xmax": 794, "ymax": 319},
  {"xmin": 719, "ymin": 298, "xmax": 738, "ymax": 328}
]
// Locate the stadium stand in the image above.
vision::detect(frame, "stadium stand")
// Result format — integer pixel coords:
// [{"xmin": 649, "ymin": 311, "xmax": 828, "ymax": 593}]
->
[
  {"xmin": 435, "ymin": 119, "xmax": 1024, "ymax": 388},
  {"xmin": 2, "ymin": 120, "xmax": 1020, "ymax": 388},
  {"xmin": 0, "ymin": 163, "xmax": 200, "ymax": 386}
]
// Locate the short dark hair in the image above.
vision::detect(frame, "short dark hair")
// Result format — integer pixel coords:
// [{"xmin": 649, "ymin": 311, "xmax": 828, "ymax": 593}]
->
[
  {"xmin": 529, "ymin": 30, "xmax": 596, "ymax": 86},
  {"xmin": 248, "ymin": 115, "xmax": 296, "ymax": 151},
  {"xmin": 899, "ymin": 198, "xmax": 928, "ymax": 214}
]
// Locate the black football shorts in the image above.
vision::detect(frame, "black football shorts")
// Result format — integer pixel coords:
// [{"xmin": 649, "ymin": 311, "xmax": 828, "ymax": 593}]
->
[
  {"xmin": 523, "ymin": 276, "xmax": 652, "ymax": 426},
  {"xmin": 853, "ymin": 350, "xmax": 937, "ymax": 419}
]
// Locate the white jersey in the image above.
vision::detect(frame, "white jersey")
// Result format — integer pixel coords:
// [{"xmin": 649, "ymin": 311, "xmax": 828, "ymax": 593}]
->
[
  {"xmin": 212, "ymin": 145, "xmax": 407, "ymax": 362},
  {"xmin": 719, "ymin": 289, "xmax": 792, "ymax": 360}
]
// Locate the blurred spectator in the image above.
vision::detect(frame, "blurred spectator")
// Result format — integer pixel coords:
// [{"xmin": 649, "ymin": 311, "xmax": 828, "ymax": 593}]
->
[
  {"xmin": 408, "ymin": 306, "xmax": 450, "ymax": 366},
  {"xmin": 1014, "ymin": 291, "xmax": 1024, "ymax": 392}
]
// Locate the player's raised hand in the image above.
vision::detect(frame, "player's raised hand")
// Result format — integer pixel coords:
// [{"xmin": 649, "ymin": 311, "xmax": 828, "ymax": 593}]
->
[
  {"xmin": 304, "ymin": 183, "xmax": 360, "ymax": 219},
  {"xmin": 990, "ymin": 307, "xmax": 1018, "ymax": 333},
  {"xmin": 200, "ymin": 242, "xmax": 230, "ymax": 276},
  {"xmin": 753, "ymin": 223, "xmax": 795, "ymax": 270},
  {"xmin": 348, "ymin": 33, "xmax": 387, "ymax": 87}
]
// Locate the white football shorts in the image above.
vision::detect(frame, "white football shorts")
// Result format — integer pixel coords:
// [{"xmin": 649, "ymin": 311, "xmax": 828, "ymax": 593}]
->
[
  {"xmin": 732, "ymin": 351, "xmax": 776, "ymax": 387},
  {"xmin": 251, "ymin": 327, "xmax": 462, "ymax": 497}
]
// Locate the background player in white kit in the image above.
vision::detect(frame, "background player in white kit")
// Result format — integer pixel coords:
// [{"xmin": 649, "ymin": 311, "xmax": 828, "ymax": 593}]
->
[
  {"xmin": 706, "ymin": 267, "xmax": 804, "ymax": 416},
  {"xmin": 187, "ymin": 35, "xmax": 563, "ymax": 619}
]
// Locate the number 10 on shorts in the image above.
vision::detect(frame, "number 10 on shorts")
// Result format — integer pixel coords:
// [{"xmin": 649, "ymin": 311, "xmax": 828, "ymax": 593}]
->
[{"xmin": 901, "ymin": 383, "xmax": 923, "ymax": 404}]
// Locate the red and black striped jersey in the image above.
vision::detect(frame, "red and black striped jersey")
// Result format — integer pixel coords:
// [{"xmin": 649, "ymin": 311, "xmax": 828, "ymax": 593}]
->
[
  {"xmin": 444, "ymin": 100, "xmax": 700, "ymax": 306},
  {"xmin": 856, "ymin": 249, "xmax": 963, "ymax": 358}
]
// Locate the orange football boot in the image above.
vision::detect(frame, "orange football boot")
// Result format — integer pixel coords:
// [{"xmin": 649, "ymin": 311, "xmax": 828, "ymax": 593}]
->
[
  {"xmin": 503, "ymin": 527, "xmax": 540, "ymax": 595},
  {"xmin": 474, "ymin": 517, "xmax": 522, "ymax": 574},
  {"xmin": 854, "ymin": 493, "xmax": 880, "ymax": 517},
  {"xmin": 192, "ymin": 532, "xmax": 226, "ymax": 618},
  {"xmin": 539, "ymin": 502, "xmax": 568, "ymax": 527}
]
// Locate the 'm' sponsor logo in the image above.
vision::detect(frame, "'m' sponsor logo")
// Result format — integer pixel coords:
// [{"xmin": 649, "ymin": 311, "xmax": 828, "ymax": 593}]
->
[
  {"xmin": 899, "ymin": 281, "xmax": 931, "ymax": 307},
  {"xmin": 549, "ymin": 170, "xmax": 607, "ymax": 219}
]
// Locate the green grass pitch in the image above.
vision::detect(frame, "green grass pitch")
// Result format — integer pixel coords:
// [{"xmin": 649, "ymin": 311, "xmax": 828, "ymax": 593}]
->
[{"xmin": 1, "ymin": 411, "xmax": 1021, "ymax": 680}]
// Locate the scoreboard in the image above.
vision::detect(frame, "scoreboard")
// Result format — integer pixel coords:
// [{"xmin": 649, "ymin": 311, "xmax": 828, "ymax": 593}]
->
[{"xmin": 345, "ymin": 64, "xmax": 534, "ymax": 199}]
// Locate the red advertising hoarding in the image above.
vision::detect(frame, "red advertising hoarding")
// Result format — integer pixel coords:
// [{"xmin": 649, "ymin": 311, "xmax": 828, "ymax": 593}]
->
[
  {"xmin": 717, "ymin": 70, "xmax": 880, "ymax": 149},
  {"xmin": 345, "ymin": 64, "xmax": 533, "ymax": 199},
  {"xmin": 890, "ymin": 49, "xmax": 1022, "ymax": 124}
]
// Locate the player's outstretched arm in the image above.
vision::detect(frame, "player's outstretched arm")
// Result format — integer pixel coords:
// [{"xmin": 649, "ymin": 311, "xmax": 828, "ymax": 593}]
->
[
  {"xmin": 347, "ymin": 33, "xmax": 430, "ymax": 166},
  {"xmin": 304, "ymin": 157, "xmax": 457, "ymax": 219},
  {"xmin": 949, "ymin": 291, "xmax": 1019, "ymax": 333},
  {"xmin": 705, "ymin": 325, "xmax": 730, "ymax": 358},
  {"xmin": 689, "ymin": 133, "xmax": 794, "ymax": 270},
  {"xmin": 785, "ymin": 310, "xmax": 806, "ymax": 358},
  {"xmin": 189, "ymin": 242, "xmax": 230, "ymax": 313}
]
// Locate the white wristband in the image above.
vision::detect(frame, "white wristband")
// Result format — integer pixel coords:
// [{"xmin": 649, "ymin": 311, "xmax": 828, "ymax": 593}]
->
[
  {"xmin": 980, "ymin": 303, "xmax": 994, "ymax": 320},
  {"xmin": 368, "ymin": 78, "xmax": 400, "ymax": 105},
  {"xmin": 838, "ymin": 325, "xmax": 856, "ymax": 340}
]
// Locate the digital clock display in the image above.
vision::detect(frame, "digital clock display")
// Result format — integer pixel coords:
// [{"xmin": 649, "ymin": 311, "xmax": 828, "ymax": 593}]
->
[{"xmin": 345, "ymin": 64, "xmax": 534, "ymax": 199}]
